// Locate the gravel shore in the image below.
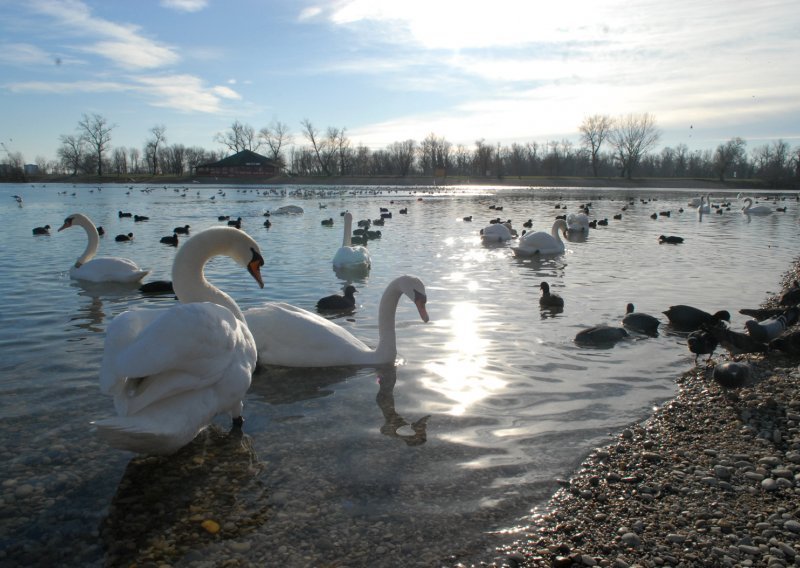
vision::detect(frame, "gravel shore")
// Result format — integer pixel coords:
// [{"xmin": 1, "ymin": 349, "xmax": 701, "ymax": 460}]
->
[{"xmin": 476, "ymin": 262, "xmax": 800, "ymax": 568}]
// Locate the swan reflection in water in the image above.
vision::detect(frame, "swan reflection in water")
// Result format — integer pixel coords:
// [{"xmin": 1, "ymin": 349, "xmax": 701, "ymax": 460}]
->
[
  {"xmin": 250, "ymin": 365, "xmax": 430, "ymax": 446},
  {"xmin": 101, "ymin": 426, "xmax": 267, "ymax": 566}
]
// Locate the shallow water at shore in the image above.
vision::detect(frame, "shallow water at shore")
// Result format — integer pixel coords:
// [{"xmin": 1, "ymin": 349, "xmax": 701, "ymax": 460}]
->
[{"xmin": 1, "ymin": 182, "xmax": 798, "ymax": 566}]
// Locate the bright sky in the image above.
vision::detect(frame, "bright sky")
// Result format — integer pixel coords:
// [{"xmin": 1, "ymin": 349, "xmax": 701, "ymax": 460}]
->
[{"xmin": 1, "ymin": 0, "xmax": 798, "ymax": 164}]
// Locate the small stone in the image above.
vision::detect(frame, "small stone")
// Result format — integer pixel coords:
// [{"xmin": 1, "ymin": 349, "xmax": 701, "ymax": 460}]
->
[
  {"xmin": 620, "ymin": 532, "xmax": 640, "ymax": 548},
  {"xmin": 784, "ymin": 520, "xmax": 800, "ymax": 533},
  {"xmin": 762, "ymin": 478, "xmax": 778, "ymax": 492},
  {"xmin": 666, "ymin": 533, "xmax": 686, "ymax": 544},
  {"xmin": 201, "ymin": 519, "xmax": 221, "ymax": 534}
]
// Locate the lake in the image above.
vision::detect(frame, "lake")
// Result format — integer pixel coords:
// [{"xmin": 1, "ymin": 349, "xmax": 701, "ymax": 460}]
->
[{"xmin": 1, "ymin": 181, "xmax": 797, "ymax": 567}]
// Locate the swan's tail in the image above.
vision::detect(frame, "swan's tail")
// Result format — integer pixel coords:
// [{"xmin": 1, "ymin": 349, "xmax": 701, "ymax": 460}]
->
[{"xmin": 93, "ymin": 416, "xmax": 199, "ymax": 455}]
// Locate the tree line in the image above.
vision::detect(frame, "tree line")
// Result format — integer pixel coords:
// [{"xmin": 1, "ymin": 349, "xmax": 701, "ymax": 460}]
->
[{"xmin": 2, "ymin": 112, "xmax": 798, "ymax": 186}]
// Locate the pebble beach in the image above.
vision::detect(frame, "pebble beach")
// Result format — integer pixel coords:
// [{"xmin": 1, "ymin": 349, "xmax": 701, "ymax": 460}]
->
[{"xmin": 478, "ymin": 262, "xmax": 800, "ymax": 568}]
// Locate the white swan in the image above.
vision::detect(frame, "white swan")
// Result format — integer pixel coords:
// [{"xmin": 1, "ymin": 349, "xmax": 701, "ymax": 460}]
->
[
  {"xmin": 480, "ymin": 222, "xmax": 514, "ymax": 243},
  {"xmin": 333, "ymin": 212, "xmax": 371, "ymax": 269},
  {"xmin": 245, "ymin": 275, "xmax": 428, "ymax": 367},
  {"xmin": 697, "ymin": 194, "xmax": 711, "ymax": 214},
  {"xmin": 511, "ymin": 219, "xmax": 568, "ymax": 257},
  {"xmin": 566, "ymin": 212, "xmax": 590, "ymax": 233},
  {"xmin": 93, "ymin": 227, "xmax": 265, "ymax": 454},
  {"xmin": 741, "ymin": 197, "xmax": 773, "ymax": 216},
  {"xmin": 58, "ymin": 213, "xmax": 150, "ymax": 283}
]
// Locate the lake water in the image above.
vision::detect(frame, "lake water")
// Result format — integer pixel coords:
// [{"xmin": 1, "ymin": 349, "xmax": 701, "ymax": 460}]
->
[{"xmin": 1, "ymin": 181, "xmax": 798, "ymax": 567}]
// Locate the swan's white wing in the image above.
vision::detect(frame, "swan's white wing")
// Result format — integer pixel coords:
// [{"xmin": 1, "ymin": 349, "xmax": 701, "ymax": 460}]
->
[
  {"xmin": 246, "ymin": 302, "xmax": 372, "ymax": 367},
  {"xmin": 100, "ymin": 302, "xmax": 256, "ymax": 416},
  {"xmin": 73, "ymin": 257, "xmax": 149, "ymax": 283},
  {"xmin": 333, "ymin": 246, "xmax": 371, "ymax": 267}
]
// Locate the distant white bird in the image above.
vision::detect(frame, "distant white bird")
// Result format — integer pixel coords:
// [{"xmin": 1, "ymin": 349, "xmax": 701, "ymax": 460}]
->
[
  {"xmin": 333, "ymin": 212, "xmax": 371, "ymax": 269},
  {"xmin": 512, "ymin": 219, "xmax": 568, "ymax": 257},
  {"xmin": 741, "ymin": 197, "xmax": 772, "ymax": 216}
]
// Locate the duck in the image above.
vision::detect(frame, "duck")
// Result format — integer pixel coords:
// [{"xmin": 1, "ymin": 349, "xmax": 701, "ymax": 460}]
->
[
  {"xmin": 522, "ymin": 219, "xmax": 533, "ymax": 228},
  {"xmin": 118, "ymin": 211, "xmax": 132, "ymax": 218},
  {"xmin": 316, "ymin": 285, "xmax": 357, "ymax": 311},
  {"xmin": 511, "ymin": 219, "xmax": 568, "ymax": 257},
  {"xmin": 333, "ymin": 212, "xmax": 371, "ymax": 270},
  {"xmin": 93, "ymin": 227, "xmax": 264, "ymax": 454},
  {"xmin": 160, "ymin": 233, "xmax": 179, "ymax": 247},
  {"xmin": 538, "ymin": 282, "xmax": 564, "ymax": 309},
  {"xmin": 704, "ymin": 323, "xmax": 768, "ymax": 356},
  {"xmin": 115, "ymin": 233, "xmax": 134, "ymax": 242},
  {"xmin": 32, "ymin": 225, "xmax": 51, "ymax": 235},
  {"xmin": 245, "ymin": 275, "xmax": 428, "ymax": 368},
  {"xmin": 134, "ymin": 214, "xmax": 149, "ymax": 222},
  {"xmin": 658, "ymin": 235, "xmax": 684, "ymax": 244},
  {"xmin": 622, "ymin": 303, "xmax": 660, "ymax": 335},
  {"xmin": 662, "ymin": 305, "xmax": 730, "ymax": 332},
  {"xmin": 173, "ymin": 225, "xmax": 191, "ymax": 235},
  {"xmin": 58, "ymin": 214, "xmax": 149, "ymax": 283},
  {"xmin": 227, "ymin": 217, "xmax": 242, "ymax": 228},
  {"xmin": 321, "ymin": 218, "xmax": 334, "ymax": 226},
  {"xmin": 574, "ymin": 325, "xmax": 628, "ymax": 347},
  {"xmin": 741, "ymin": 197, "xmax": 773, "ymax": 216}
]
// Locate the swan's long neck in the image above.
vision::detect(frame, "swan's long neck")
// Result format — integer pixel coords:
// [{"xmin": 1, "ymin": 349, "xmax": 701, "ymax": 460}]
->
[
  {"xmin": 551, "ymin": 220, "xmax": 565, "ymax": 242},
  {"xmin": 744, "ymin": 197, "xmax": 752, "ymax": 210},
  {"xmin": 343, "ymin": 214, "xmax": 353, "ymax": 247},
  {"xmin": 74, "ymin": 215, "xmax": 99, "ymax": 267},
  {"xmin": 373, "ymin": 281, "xmax": 405, "ymax": 361},
  {"xmin": 172, "ymin": 231, "xmax": 245, "ymax": 322}
]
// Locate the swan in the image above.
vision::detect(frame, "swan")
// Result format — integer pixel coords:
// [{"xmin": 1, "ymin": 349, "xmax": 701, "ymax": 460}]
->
[
  {"xmin": 697, "ymin": 195, "xmax": 711, "ymax": 215},
  {"xmin": 93, "ymin": 227, "xmax": 265, "ymax": 454},
  {"xmin": 566, "ymin": 212, "xmax": 590, "ymax": 233},
  {"xmin": 245, "ymin": 275, "xmax": 429, "ymax": 367},
  {"xmin": 741, "ymin": 197, "xmax": 772, "ymax": 216},
  {"xmin": 333, "ymin": 212, "xmax": 371, "ymax": 269},
  {"xmin": 511, "ymin": 219, "xmax": 568, "ymax": 257},
  {"xmin": 58, "ymin": 213, "xmax": 150, "ymax": 283},
  {"xmin": 480, "ymin": 222, "xmax": 514, "ymax": 243}
]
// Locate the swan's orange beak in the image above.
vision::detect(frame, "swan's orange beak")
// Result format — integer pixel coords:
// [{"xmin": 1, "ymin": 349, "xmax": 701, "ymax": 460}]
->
[
  {"xmin": 248, "ymin": 248, "xmax": 265, "ymax": 288},
  {"xmin": 414, "ymin": 290, "xmax": 429, "ymax": 323},
  {"xmin": 57, "ymin": 217, "xmax": 73, "ymax": 232}
]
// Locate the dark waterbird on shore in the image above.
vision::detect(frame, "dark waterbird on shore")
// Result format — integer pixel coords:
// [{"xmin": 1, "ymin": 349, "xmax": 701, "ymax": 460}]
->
[
  {"xmin": 687, "ymin": 326, "xmax": 718, "ymax": 364},
  {"xmin": 779, "ymin": 281, "xmax": 800, "ymax": 306},
  {"xmin": 539, "ymin": 281, "xmax": 564, "ymax": 309},
  {"xmin": 663, "ymin": 305, "xmax": 730, "ymax": 332},
  {"xmin": 704, "ymin": 323, "xmax": 768, "ymax": 357},
  {"xmin": 739, "ymin": 306, "xmax": 788, "ymax": 321},
  {"xmin": 622, "ymin": 303, "xmax": 660, "ymax": 335},
  {"xmin": 316, "ymin": 285, "xmax": 357, "ymax": 312}
]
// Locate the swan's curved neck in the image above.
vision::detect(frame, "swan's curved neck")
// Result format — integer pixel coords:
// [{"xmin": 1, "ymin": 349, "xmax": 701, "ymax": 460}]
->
[
  {"xmin": 172, "ymin": 231, "xmax": 245, "ymax": 322},
  {"xmin": 551, "ymin": 220, "xmax": 565, "ymax": 242},
  {"xmin": 743, "ymin": 197, "xmax": 752, "ymax": 209},
  {"xmin": 343, "ymin": 214, "xmax": 353, "ymax": 247},
  {"xmin": 373, "ymin": 281, "xmax": 405, "ymax": 361},
  {"xmin": 74, "ymin": 216, "xmax": 99, "ymax": 267}
]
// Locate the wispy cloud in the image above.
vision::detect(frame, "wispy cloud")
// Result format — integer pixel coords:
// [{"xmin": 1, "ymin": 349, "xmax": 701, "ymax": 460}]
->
[
  {"xmin": 30, "ymin": 0, "xmax": 180, "ymax": 70},
  {"xmin": 0, "ymin": 43, "xmax": 58, "ymax": 66},
  {"xmin": 160, "ymin": 0, "xmax": 208, "ymax": 13}
]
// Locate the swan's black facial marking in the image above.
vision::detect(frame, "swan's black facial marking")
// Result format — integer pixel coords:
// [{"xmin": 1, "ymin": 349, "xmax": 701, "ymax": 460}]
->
[
  {"xmin": 57, "ymin": 216, "xmax": 75, "ymax": 232},
  {"xmin": 247, "ymin": 247, "xmax": 265, "ymax": 288},
  {"xmin": 413, "ymin": 289, "xmax": 429, "ymax": 323}
]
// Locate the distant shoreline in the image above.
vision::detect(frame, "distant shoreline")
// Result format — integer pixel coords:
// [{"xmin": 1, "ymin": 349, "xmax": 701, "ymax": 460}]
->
[{"xmin": 7, "ymin": 174, "xmax": 799, "ymax": 191}]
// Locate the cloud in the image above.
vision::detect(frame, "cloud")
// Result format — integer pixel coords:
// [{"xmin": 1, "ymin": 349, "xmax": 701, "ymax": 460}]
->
[
  {"xmin": 160, "ymin": 0, "xmax": 208, "ymax": 12},
  {"xmin": 298, "ymin": 6, "xmax": 323, "ymax": 21},
  {"xmin": 30, "ymin": 0, "xmax": 180, "ymax": 70},
  {"xmin": 0, "ymin": 43, "xmax": 54, "ymax": 66}
]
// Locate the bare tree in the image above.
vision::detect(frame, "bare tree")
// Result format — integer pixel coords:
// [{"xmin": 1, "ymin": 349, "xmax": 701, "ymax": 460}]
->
[
  {"xmin": 300, "ymin": 119, "xmax": 334, "ymax": 175},
  {"xmin": 579, "ymin": 114, "xmax": 614, "ymax": 177},
  {"xmin": 112, "ymin": 147, "xmax": 128, "ymax": 175},
  {"xmin": 146, "ymin": 125, "xmax": 167, "ymax": 174},
  {"xmin": 215, "ymin": 120, "xmax": 260, "ymax": 154},
  {"xmin": 128, "ymin": 147, "xmax": 141, "ymax": 174},
  {"xmin": 609, "ymin": 113, "xmax": 661, "ymax": 179},
  {"xmin": 77, "ymin": 113, "xmax": 114, "ymax": 176},
  {"xmin": 329, "ymin": 127, "xmax": 352, "ymax": 175},
  {"xmin": 473, "ymin": 139, "xmax": 493, "ymax": 176},
  {"xmin": 387, "ymin": 140, "xmax": 417, "ymax": 176},
  {"xmin": 712, "ymin": 137, "xmax": 746, "ymax": 181},
  {"xmin": 259, "ymin": 120, "xmax": 293, "ymax": 169},
  {"xmin": 57, "ymin": 134, "xmax": 85, "ymax": 176}
]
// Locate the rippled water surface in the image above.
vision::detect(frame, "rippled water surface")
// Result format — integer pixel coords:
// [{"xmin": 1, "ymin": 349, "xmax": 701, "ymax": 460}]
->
[{"xmin": 1, "ymin": 182, "xmax": 798, "ymax": 566}]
